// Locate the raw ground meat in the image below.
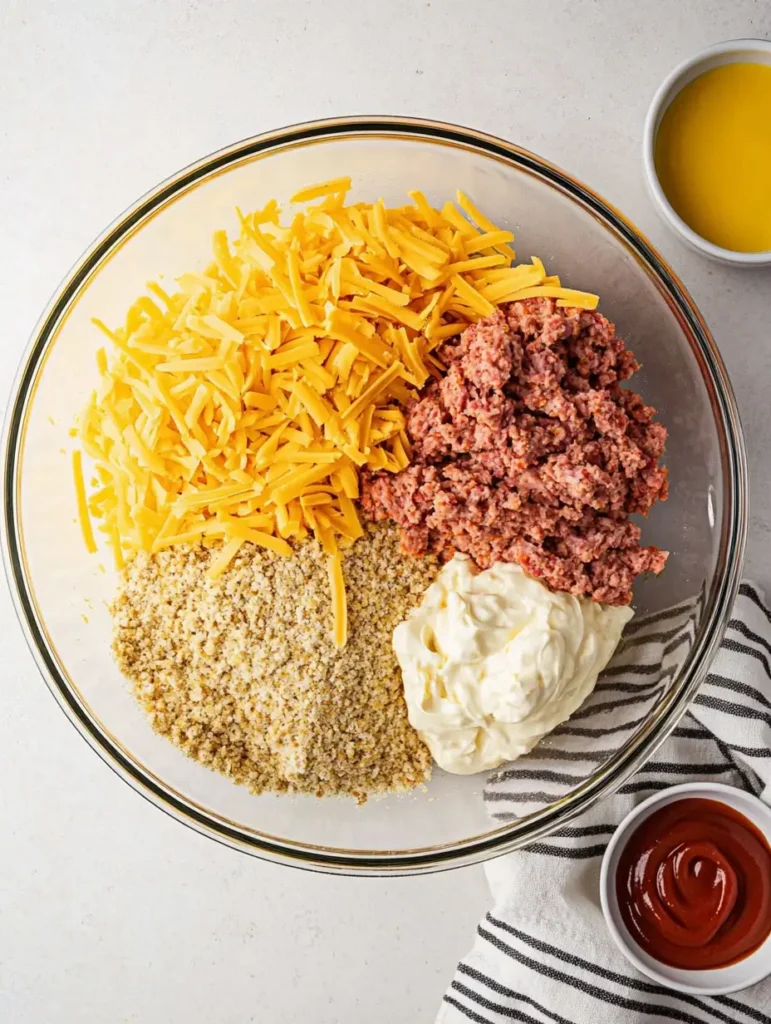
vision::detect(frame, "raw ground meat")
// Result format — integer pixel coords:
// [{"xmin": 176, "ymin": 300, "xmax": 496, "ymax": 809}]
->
[{"xmin": 361, "ymin": 298, "xmax": 669, "ymax": 606}]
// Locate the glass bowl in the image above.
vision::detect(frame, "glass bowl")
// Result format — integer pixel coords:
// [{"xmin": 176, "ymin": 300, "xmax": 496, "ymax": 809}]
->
[{"xmin": 2, "ymin": 117, "xmax": 747, "ymax": 875}]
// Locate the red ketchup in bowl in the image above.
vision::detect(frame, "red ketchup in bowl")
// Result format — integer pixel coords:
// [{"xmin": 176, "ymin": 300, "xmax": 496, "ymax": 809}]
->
[{"xmin": 616, "ymin": 797, "xmax": 771, "ymax": 969}]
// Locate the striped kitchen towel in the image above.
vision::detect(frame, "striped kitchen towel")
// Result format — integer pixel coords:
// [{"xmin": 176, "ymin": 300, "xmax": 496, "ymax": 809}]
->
[{"xmin": 438, "ymin": 582, "xmax": 771, "ymax": 1024}]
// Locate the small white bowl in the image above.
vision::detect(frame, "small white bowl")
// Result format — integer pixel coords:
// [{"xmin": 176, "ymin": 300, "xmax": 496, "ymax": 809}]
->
[
  {"xmin": 643, "ymin": 38, "xmax": 771, "ymax": 266},
  {"xmin": 600, "ymin": 782, "xmax": 771, "ymax": 995}
]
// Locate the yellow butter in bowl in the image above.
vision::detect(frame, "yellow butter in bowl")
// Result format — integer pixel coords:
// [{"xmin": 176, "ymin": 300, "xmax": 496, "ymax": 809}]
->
[{"xmin": 654, "ymin": 62, "xmax": 771, "ymax": 253}]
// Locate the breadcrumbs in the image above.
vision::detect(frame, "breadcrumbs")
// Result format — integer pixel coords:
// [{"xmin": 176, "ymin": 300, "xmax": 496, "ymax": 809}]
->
[{"xmin": 112, "ymin": 523, "xmax": 436, "ymax": 802}]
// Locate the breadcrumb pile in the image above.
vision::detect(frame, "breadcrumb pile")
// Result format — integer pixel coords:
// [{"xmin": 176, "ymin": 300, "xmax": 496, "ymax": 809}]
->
[{"xmin": 112, "ymin": 524, "xmax": 436, "ymax": 802}]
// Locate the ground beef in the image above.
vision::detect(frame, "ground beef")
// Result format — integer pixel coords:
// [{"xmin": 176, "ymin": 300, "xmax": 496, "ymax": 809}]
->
[{"xmin": 361, "ymin": 299, "xmax": 668, "ymax": 606}]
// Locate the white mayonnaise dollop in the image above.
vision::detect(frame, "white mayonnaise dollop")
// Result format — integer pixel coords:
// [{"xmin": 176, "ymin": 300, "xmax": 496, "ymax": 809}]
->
[{"xmin": 393, "ymin": 555, "xmax": 633, "ymax": 774}]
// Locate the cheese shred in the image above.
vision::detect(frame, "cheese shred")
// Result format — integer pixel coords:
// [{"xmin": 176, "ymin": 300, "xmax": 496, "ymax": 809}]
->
[
  {"xmin": 327, "ymin": 549, "xmax": 348, "ymax": 648},
  {"xmin": 74, "ymin": 179, "xmax": 598, "ymax": 644},
  {"xmin": 73, "ymin": 450, "xmax": 97, "ymax": 554}
]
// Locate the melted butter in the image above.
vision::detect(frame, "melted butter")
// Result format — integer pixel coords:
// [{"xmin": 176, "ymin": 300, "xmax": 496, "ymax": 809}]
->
[{"xmin": 655, "ymin": 62, "xmax": 771, "ymax": 252}]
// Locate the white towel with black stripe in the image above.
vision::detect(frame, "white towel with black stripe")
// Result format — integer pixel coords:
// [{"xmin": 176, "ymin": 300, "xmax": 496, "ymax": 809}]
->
[{"xmin": 438, "ymin": 582, "xmax": 771, "ymax": 1024}]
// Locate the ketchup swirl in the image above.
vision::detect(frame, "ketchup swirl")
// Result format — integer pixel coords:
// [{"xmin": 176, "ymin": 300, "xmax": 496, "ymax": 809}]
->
[{"xmin": 616, "ymin": 798, "xmax": 771, "ymax": 969}]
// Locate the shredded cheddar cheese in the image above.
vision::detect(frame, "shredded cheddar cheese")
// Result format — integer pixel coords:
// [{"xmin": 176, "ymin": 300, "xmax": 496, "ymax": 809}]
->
[
  {"xmin": 74, "ymin": 179, "xmax": 598, "ymax": 645},
  {"xmin": 327, "ymin": 549, "xmax": 348, "ymax": 647},
  {"xmin": 72, "ymin": 450, "xmax": 97, "ymax": 554}
]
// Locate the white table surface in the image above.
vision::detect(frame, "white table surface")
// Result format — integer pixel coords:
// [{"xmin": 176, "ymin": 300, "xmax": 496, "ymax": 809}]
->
[{"xmin": 1, "ymin": 2, "xmax": 770, "ymax": 1021}]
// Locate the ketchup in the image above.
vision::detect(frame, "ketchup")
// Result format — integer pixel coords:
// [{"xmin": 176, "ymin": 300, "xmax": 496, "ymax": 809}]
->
[{"xmin": 616, "ymin": 798, "xmax": 771, "ymax": 969}]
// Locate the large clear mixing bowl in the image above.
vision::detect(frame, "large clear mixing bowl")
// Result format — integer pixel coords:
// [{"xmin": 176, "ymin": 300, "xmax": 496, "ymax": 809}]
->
[{"xmin": 2, "ymin": 118, "xmax": 747, "ymax": 874}]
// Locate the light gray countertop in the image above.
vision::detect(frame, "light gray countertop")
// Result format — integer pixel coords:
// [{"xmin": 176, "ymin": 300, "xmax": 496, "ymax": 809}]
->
[{"xmin": 1, "ymin": 2, "xmax": 769, "ymax": 1021}]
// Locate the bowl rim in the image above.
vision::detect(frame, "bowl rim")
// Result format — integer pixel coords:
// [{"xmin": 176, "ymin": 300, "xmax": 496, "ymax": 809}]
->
[
  {"xmin": 1, "ymin": 115, "xmax": 748, "ymax": 875},
  {"xmin": 642, "ymin": 37, "xmax": 771, "ymax": 265}
]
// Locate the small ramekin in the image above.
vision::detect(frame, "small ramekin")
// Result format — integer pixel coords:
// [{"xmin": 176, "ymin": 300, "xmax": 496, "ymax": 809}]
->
[
  {"xmin": 643, "ymin": 38, "xmax": 771, "ymax": 266},
  {"xmin": 600, "ymin": 782, "xmax": 771, "ymax": 995}
]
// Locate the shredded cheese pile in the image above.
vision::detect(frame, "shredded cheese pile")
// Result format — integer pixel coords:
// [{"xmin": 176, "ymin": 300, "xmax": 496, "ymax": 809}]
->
[{"xmin": 74, "ymin": 178, "xmax": 598, "ymax": 646}]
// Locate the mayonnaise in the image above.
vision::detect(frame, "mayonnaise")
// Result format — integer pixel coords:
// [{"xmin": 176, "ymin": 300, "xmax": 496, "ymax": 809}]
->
[{"xmin": 393, "ymin": 555, "xmax": 633, "ymax": 774}]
